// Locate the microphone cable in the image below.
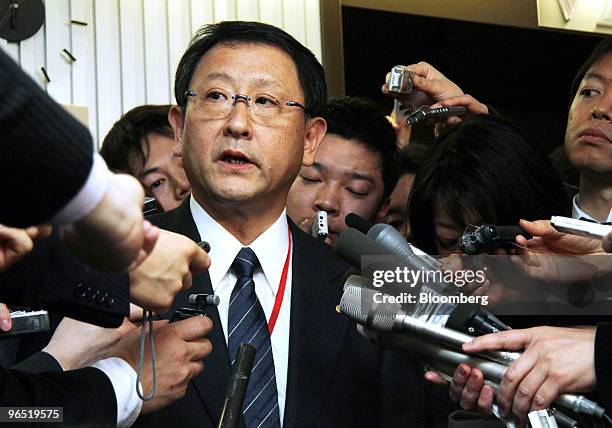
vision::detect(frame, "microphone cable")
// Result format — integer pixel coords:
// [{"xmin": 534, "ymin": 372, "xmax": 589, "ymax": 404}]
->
[{"xmin": 136, "ymin": 309, "xmax": 157, "ymax": 401}]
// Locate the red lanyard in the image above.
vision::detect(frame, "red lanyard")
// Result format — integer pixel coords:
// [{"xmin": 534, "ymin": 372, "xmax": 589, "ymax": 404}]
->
[{"xmin": 268, "ymin": 225, "xmax": 291, "ymax": 335}]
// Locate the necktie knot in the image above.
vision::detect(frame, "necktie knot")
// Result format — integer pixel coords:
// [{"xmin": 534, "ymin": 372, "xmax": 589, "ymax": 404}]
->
[{"xmin": 231, "ymin": 247, "xmax": 260, "ymax": 278}]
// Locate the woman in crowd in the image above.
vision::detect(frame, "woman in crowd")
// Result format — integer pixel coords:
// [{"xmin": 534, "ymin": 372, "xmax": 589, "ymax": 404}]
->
[{"xmin": 408, "ymin": 115, "xmax": 570, "ymax": 256}]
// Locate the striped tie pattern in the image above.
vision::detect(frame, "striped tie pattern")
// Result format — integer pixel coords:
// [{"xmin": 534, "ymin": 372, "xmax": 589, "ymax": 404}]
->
[{"xmin": 227, "ymin": 247, "xmax": 281, "ymax": 428}]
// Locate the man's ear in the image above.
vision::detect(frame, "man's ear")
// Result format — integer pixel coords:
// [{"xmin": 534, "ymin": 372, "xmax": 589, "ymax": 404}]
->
[
  {"xmin": 169, "ymin": 106, "xmax": 185, "ymax": 164},
  {"xmin": 302, "ymin": 117, "xmax": 327, "ymax": 167}
]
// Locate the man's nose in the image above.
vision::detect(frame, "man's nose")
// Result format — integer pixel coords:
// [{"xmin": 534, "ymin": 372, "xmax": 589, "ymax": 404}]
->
[
  {"xmin": 174, "ymin": 176, "xmax": 190, "ymax": 200},
  {"xmin": 223, "ymin": 100, "xmax": 253, "ymax": 139},
  {"xmin": 591, "ymin": 95, "xmax": 612, "ymax": 122},
  {"xmin": 313, "ymin": 185, "xmax": 340, "ymax": 215}
]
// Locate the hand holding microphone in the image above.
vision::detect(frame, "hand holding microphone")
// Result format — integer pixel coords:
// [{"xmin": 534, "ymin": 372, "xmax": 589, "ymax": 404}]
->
[{"xmin": 333, "ymin": 222, "xmax": 607, "ymax": 426}]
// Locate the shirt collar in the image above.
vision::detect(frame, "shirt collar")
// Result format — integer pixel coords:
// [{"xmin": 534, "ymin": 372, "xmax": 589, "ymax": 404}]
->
[
  {"xmin": 189, "ymin": 195, "xmax": 289, "ymax": 296},
  {"xmin": 572, "ymin": 193, "xmax": 612, "ymax": 223}
]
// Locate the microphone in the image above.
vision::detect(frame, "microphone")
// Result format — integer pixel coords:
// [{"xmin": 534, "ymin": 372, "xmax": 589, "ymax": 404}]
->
[
  {"xmin": 345, "ymin": 213, "xmax": 373, "ymax": 235},
  {"xmin": 458, "ymin": 224, "xmax": 530, "ymax": 255},
  {"xmin": 445, "ymin": 302, "xmax": 509, "ymax": 335},
  {"xmin": 218, "ymin": 343, "xmax": 256, "ymax": 428},
  {"xmin": 367, "ymin": 223, "xmax": 440, "ymax": 270},
  {"xmin": 333, "ymin": 227, "xmax": 396, "ymax": 269},
  {"xmin": 340, "ymin": 283, "xmax": 517, "ymax": 365},
  {"xmin": 336, "ymin": 225, "xmax": 508, "ymax": 335},
  {"xmin": 334, "ymin": 229, "xmax": 456, "ymax": 326},
  {"xmin": 340, "ymin": 284, "xmax": 605, "ymax": 419}
]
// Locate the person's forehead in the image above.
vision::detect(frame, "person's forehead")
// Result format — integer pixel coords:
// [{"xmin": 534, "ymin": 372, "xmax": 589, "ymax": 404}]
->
[
  {"xmin": 190, "ymin": 42, "xmax": 302, "ymax": 94},
  {"xmin": 581, "ymin": 51, "xmax": 612, "ymax": 84},
  {"xmin": 142, "ymin": 133, "xmax": 174, "ymax": 162},
  {"xmin": 316, "ymin": 134, "xmax": 383, "ymax": 174},
  {"xmin": 315, "ymin": 134, "xmax": 382, "ymax": 180}
]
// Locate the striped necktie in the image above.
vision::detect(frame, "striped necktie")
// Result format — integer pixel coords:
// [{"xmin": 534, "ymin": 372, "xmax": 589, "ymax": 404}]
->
[{"xmin": 227, "ymin": 247, "xmax": 281, "ymax": 428}]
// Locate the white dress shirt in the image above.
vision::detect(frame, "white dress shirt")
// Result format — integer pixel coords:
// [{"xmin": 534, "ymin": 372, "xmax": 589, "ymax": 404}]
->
[
  {"xmin": 190, "ymin": 195, "xmax": 292, "ymax": 424},
  {"xmin": 572, "ymin": 194, "xmax": 612, "ymax": 223},
  {"xmin": 92, "ymin": 357, "xmax": 142, "ymax": 428}
]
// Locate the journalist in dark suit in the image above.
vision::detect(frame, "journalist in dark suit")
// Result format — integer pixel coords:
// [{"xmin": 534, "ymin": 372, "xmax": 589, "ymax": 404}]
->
[{"xmin": 135, "ymin": 21, "xmax": 442, "ymax": 427}]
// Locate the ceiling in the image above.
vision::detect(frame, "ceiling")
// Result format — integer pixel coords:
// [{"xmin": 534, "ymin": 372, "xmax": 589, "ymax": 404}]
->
[{"xmin": 342, "ymin": 0, "xmax": 612, "ymax": 36}]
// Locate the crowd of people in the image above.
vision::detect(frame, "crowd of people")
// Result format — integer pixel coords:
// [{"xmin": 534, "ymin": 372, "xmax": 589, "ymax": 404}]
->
[{"xmin": 1, "ymin": 18, "xmax": 612, "ymax": 428}]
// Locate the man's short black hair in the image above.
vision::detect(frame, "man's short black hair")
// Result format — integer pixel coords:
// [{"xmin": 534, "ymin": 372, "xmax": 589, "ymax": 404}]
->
[
  {"xmin": 569, "ymin": 37, "xmax": 612, "ymax": 104},
  {"xmin": 100, "ymin": 105, "xmax": 173, "ymax": 176},
  {"xmin": 174, "ymin": 21, "xmax": 327, "ymax": 117},
  {"xmin": 323, "ymin": 96, "xmax": 398, "ymax": 200}
]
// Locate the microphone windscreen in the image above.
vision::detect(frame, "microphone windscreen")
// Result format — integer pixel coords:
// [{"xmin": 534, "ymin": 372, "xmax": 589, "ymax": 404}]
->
[
  {"xmin": 340, "ymin": 284, "xmax": 399, "ymax": 331},
  {"xmin": 345, "ymin": 213, "xmax": 373, "ymax": 234},
  {"xmin": 333, "ymin": 228, "xmax": 394, "ymax": 268}
]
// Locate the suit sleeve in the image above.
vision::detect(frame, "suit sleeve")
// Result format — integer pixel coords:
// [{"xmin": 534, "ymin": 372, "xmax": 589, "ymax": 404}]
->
[
  {"xmin": 0, "ymin": 48, "xmax": 110, "ymax": 227},
  {"xmin": 595, "ymin": 322, "xmax": 612, "ymax": 414},
  {"xmin": 12, "ymin": 351, "xmax": 63, "ymax": 374},
  {"xmin": 0, "ymin": 232, "xmax": 129, "ymax": 328},
  {"xmin": 0, "ymin": 366, "xmax": 117, "ymax": 427}
]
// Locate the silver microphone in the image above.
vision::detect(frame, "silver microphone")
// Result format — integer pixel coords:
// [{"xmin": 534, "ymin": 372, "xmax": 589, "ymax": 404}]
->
[{"xmin": 340, "ymin": 283, "xmax": 605, "ymax": 418}]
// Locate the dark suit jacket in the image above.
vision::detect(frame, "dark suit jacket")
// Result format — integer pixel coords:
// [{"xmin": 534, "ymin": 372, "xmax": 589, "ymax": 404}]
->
[
  {"xmin": 1, "ymin": 232, "xmax": 129, "ymax": 329},
  {"xmin": 8, "ymin": 350, "xmax": 119, "ymax": 428},
  {"xmin": 0, "ymin": 49, "xmax": 94, "ymax": 227},
  {"xmin": 1, "ymin": 365, "xmax": 117, "ymax": 428},
  {"xmin": 136, "ymin": 200, "xmax": 440, "ymax": 427}
]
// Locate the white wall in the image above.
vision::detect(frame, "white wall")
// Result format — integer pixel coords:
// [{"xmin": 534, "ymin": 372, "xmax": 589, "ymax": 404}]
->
[{"xmin": 0, "ymin": 0, "xmax": 322, "ymax": 146}]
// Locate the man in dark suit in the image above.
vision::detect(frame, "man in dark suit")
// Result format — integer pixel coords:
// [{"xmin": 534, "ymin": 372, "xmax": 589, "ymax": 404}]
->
[
  {"xmin": 0, "ymin": 48, "xmax": 217, "ymax": 426},
  {"xmin": 0, "ymin": 47, "xmax": 157, "ymax": 274},
  {"xmin": 136, "ymin": 21, "xmax": 437, "ymax": 427}
]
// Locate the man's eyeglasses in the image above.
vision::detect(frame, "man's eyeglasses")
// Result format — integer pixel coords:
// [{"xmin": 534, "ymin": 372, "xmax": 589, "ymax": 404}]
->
[{"xmin": 184, "ymin": 90, "xmax": 306, "ymax": 124}]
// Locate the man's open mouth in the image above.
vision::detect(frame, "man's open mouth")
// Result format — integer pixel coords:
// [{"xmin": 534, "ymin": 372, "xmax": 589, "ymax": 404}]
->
[{"xmin": 219, "ymin": 150, "xmax": 254, "ymax": 166}]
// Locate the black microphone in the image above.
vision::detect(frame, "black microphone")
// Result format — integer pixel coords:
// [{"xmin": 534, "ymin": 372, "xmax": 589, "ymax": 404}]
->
[
  {"xmin": 345, "ymin": 213, "xmax": 373, "ymax": 235},
  {"xmin": 218, "ymin": 343, "xmax": 256, "ymax": 428},
  {"xmin": 333, "ymin": 227, "xmax": 395, "ymax": 269},
  {"xmin": 445, "ymin": 302, "xmax": 509, "ymax": 335},
  {"xmin": 458, "ymin": 224, "xmax": 530, "ymax": 255}
]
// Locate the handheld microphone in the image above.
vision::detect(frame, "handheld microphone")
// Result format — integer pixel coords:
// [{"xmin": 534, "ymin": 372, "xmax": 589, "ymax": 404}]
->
[
  {"xmin": 218, "ymin": 343, "xmax": 256, "ymax": 428},
  {"xmin": 336, "ymin": 225, "xmax": 508, "ymax": 335},
  {"xmin": 333, "ymin": 227, "xmax": 396, "ymax": 269},
  {"xmin": 345, "ymin": 213, "xmax": 373, "ymax": 235},
  {"xmin": 367, "ymin": 223, "xmax": 441, "ymax": 270},
  {"xmin": 340, "ymin": 284, "xmax": 518, "ymax": 365},
  {"xmin": 340, "ymin": 284, "xmax": 605, "ymax": 419},
  {"xmin": 458, "ymin": 224, "xmax": 530, "ymax": 255}
]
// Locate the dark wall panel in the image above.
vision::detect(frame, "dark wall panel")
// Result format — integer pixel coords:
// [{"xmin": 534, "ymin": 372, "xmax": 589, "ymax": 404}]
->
[{"xmin": 342, "ymin": 6, "xmax": 603, "ymax": 153}]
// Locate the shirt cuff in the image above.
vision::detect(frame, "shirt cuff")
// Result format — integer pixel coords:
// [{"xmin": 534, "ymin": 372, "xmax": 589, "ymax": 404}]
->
[
  {"xmin": 51, "ymin": 152, "xmax": 111, "ymax": 225},
  {"xmin": 93, "ymin": 357, "xmax": 143, "ymax": 428}
]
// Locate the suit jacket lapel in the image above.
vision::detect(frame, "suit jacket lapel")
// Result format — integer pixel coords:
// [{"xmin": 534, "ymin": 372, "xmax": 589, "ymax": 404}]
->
[
  {"xmin": 152, "ymin": 200, "xmax": 232, "ymax": 426},
  {"xmin": 283, "ymin": 222, "xmax": 351, "ymax": 426}
]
